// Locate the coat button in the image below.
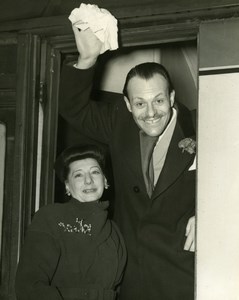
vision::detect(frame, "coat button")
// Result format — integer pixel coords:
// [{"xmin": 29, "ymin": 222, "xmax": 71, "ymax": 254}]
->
[{"xmin": 133, "ymin": 186, "xmax": 140, "ymax": 193}]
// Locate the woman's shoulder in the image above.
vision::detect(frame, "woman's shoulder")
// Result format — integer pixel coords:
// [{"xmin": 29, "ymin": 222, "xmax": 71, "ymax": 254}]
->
[
  {"xmin": 35, "ymin": 202, "xmax": 68, "ymax": 217},
  {"xmin": 28, "ymin": 202, "xmax": 70, "ymax": 233}
]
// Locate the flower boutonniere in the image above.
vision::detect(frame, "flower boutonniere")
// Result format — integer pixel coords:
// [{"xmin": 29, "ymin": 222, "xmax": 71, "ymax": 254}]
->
[{"xmin": 178, "ymin": 138, "xmax": 196, "ymax": 154}]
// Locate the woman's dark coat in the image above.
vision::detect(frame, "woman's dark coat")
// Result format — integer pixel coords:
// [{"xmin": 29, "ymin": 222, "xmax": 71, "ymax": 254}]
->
[{"xmin": 15, "ymin": 198, "xmax": 127, "ymax": 300}]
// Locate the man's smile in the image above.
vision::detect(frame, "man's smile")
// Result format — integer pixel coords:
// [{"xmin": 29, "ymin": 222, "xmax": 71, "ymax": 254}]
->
[{"xmin": 144, "ymin": 117, "xmax": 161, "ymax": 124}]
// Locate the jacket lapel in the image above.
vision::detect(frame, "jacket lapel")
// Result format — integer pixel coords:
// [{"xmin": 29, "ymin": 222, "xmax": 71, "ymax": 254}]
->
[{"xmin": 151, "ymin": 122, "xmax": 195, "ymax": 199}]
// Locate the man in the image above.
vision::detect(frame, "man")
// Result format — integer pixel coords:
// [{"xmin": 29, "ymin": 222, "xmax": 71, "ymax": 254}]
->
[{"xmin": 59, "ymin": 27, "xmax": 196, "ymax": 300}]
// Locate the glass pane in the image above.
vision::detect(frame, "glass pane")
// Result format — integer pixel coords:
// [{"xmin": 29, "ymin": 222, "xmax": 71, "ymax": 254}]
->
[{"xmin": 0, "ymin": 122, "xmax": 6, "ymax": 257}]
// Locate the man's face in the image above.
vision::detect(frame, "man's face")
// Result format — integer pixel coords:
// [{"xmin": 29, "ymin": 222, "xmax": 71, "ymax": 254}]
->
[{"xmin": 124, "ymin": 74, "xmax": 175, "ymax": 137}]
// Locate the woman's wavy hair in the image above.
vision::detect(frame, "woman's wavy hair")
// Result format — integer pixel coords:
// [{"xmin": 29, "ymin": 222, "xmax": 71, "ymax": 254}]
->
[{"xmin": 54, "ymin": 144, "xmax": 106, "ymax": 183}]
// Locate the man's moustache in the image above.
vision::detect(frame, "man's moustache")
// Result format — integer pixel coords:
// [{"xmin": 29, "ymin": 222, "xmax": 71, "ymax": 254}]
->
[{"xmin": 140, "ymin": 114, "xmax": 164, "ymax": 121}]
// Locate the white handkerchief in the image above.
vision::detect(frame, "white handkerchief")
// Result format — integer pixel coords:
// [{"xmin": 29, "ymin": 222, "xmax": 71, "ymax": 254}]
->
[
  {"xmin": 69, "ymin": 3, "xmax": 118, "ymax": 54},
  {"xmin": 189, "ymin": 156, "xmax": 196, "ymax": 171}
]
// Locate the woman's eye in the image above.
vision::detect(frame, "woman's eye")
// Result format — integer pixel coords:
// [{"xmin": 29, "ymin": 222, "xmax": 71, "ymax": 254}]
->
[
  {"xmin": 92, "ymin": 170, "xmax": 100, "ymax": 175},
  {"xmin": 75, "ymin": 173, "xmax": 83, "ymax": 178}
]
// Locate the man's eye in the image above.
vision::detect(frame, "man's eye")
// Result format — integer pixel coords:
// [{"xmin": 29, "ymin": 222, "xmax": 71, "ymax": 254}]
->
[
  {"xmin": 155, "ymin": 99, "xmax": 164, "ymax": 104},
  {"xmin": 134, "ymin": 102, "xmax": 145, "ymax": 108}
]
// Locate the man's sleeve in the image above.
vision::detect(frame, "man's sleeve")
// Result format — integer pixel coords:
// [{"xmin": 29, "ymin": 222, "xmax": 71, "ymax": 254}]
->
[{"xmin": 59, "ymin": 64, "xmax": 118, "ymax": 144}]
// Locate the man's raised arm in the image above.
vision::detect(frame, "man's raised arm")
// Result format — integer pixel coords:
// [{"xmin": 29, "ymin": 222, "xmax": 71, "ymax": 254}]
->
[{"xmin": 59, "ymin": 26, "xmax": 119, "ymax": 144}]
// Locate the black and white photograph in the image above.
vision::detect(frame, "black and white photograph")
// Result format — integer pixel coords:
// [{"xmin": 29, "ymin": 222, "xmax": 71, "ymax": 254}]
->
[{"xmin": 0, "ymin": 1, "xmax": 239, "ymax": 299}]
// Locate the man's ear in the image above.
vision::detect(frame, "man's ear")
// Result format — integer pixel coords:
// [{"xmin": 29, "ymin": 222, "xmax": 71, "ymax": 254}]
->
[
  {"xmin": 124, "ymin": 96, "xmax": 132, "ymax": 113},
  {"xmin": 170, "ymin": 90, "xmax": 175, "ymax": 107}
]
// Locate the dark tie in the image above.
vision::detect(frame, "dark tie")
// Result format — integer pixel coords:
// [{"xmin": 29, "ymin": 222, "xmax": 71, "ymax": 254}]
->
[{"xmin": 140, "ymin": 132, "xmax": 158, "ymax": 198}]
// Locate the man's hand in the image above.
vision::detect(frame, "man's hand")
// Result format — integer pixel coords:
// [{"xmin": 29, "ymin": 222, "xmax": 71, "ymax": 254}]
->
[
  {"xmin": 72, "ymin": 25, "xmax": 103, "ymax": 69},
  {"xmin": 184, "ymin": 216, "xmax": 195, "ymax": 252}
]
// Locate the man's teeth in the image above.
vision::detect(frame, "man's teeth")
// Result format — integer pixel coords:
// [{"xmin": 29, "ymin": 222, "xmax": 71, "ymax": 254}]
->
[{"xmin": 145, "ymin": 118, "xmax": 160, "ymax": 124}]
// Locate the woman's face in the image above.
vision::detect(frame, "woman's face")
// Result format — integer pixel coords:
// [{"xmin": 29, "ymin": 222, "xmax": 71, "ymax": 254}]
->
[{"xmin": 65, "ymin": 158, "xmax": 106, "ymax": 202}]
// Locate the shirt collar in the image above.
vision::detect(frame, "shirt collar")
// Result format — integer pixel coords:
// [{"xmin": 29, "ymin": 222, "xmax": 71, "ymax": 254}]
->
[{"xmin": 156, "ymin": 107, "xmax": 177, "ymax": 144}]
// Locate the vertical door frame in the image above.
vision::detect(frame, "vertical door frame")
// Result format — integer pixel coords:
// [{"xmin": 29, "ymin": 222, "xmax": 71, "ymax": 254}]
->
[{"xmin": 7, "ymin": 33, "xmax": 41, "ymax": 299}]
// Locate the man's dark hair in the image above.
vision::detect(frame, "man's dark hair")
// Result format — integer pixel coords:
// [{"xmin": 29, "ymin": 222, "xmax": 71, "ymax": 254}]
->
[{"xmin": 123, "ymin": 62, "xmax": 174, "ymax": 99}]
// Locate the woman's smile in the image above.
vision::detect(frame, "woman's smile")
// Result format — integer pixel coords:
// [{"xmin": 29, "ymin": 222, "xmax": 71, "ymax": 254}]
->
[{"xmin": 82, "ymin": 188, "xmax": 97, "ymax": 194}]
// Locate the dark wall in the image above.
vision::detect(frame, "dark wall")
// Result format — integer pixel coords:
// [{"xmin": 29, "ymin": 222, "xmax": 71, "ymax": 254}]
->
[{"xmin": 1, "ymin": 0, "xmax": 239, "ymax": 23}]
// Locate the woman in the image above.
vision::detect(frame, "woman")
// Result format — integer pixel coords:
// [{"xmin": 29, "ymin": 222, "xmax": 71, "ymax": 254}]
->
[{"xmin": 15, "ymin": 144, "xmax": 127, "ymax": 300}]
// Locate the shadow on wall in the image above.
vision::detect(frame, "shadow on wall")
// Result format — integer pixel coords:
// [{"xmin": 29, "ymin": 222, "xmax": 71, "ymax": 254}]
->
[
  {"xmin": 95, "ymin": 46, "xmax": 161, "ymax": 93},
  {"xmin": 161, "ymin": 42, "xmax": 198, "ymax": 111}
]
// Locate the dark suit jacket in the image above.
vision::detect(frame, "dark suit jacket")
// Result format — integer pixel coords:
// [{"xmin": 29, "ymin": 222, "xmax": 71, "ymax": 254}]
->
[{"xmin": 59, "ymin": 65, "xmax": 196, "ymax": 300}]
